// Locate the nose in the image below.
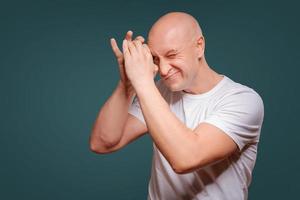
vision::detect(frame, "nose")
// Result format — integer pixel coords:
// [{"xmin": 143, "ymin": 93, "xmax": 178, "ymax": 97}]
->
[{"xmin": 158, "ymin": 59, "xmax": 172, "ymax": 78}]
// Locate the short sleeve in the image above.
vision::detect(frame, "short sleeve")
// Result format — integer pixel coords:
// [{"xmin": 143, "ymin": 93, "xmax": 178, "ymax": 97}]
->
[
  {"xmin": 128, "ymin": 94, "xmax": 146, "ymax": 125},
  {"xmin": 203, "ymin": 89, "xmax": 264, "ymax": 151}
]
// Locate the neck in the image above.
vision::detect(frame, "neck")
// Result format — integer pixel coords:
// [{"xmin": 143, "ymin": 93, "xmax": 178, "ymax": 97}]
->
[{"xmin": 183, "ymin": 58, "xmax": 223, "ymax": 94}]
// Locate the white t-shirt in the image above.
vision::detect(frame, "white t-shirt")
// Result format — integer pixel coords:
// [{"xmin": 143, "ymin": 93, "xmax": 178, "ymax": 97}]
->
[{"xmin": 128, "ymin": 75, "xmax": 264, "ymax": 200}]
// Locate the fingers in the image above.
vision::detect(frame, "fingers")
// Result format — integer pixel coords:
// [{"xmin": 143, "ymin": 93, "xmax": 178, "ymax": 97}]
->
[
  {"xmin": 142, "ymin": 43, "xmax": 153, "ymax": 59},
  {"xmin": 135, "ymin": 36, "xmax": 145, "ymax": 43},
  {"xmin": 125, "ymin": 30, "xmax": 144, "ymax": 43},
  {"xmin": 125, "ymin": 29, "xmax": 145, "ymax": 43},
  {"xmin": 122, "ymin": 39, "xmax": 129, "ymax": 57},
  {"xmin": 142, "ymin": 43, "xmax": 151, "ymax": 54},
  {"xmin": 125, "ymin": 30, "xmax": 133, "ymax": 41},
  {"xmin": 123, "ymin": 39, "xmax": 137, "ymax": 57},
  {"xmin": 128, "ymin": 40, "xmax": 138, "ymax": 55},
  {"xmin": 143, "ymin": 43, "xmax": 157, "ymax": 74},
  {"xmin": 110, "ymin": 38, "xmax": 123, "ymax": 58},
  {"xmin": 112, "ymin": 30, "xmax": 144, "ymax": 51},
  {"xmin": 132, "ymin": 40, "xmax": 143, "ymax": 52},
  {"xmin": 116, "ymin": 31, "xmax": 147, "ymax": 57},
  {"xmin": 110, "ymin": 30, "xmax": 134, "ymax": 58}
]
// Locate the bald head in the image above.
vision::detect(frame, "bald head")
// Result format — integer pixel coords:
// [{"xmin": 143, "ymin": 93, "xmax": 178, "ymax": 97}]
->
[
  {"xmin": 146, "ymin": 12, "xmax": 207, "ymax": 92},
  {"xmin": 148, "ymin": 12, "xmax": 203, "ymax": 46}
]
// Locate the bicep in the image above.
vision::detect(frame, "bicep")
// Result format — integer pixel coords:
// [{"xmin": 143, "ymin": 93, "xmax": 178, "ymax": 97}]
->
[{"xmin": 192, "ymin": 122, "xmax": 238, "ymax": 167}]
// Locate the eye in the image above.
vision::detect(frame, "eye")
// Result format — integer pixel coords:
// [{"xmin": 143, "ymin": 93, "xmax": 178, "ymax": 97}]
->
[
  {"xmin": 167, "ymin": 54, "xmax": 176, "ymax": 58},
  {"xmin": 153, "ymin": 56, "xmax": 159, "ymax": 64}
]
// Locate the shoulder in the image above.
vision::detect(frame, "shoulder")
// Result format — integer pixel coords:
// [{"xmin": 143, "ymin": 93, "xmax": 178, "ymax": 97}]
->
[
  {"xmin": 218, "ymin": 77, "xmax": 263, "ymax": 107},
  {"xmin": 203, "ymin": 77, "xmax": 265, "ymax": 149},
  {"xmin": 214, "ymin": 77, "xmax": 264, "ymax": 124}
]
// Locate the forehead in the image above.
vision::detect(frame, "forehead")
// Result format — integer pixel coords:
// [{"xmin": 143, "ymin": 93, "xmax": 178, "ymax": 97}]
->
[
  {"xmin": 149, "ymin": 45, "xmax": 180, "ymax": 56},
  {"xmin": 148, "ymin": 30, "xmax": 186, "ymax": 56}
]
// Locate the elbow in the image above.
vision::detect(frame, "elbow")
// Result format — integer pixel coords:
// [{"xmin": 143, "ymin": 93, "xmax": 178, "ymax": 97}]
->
[
  {"xmin": 171, "ymin": 156, "xmax": 205, "ymax": 174},
  {"xmin": 89, "ymin": 141, "xmax": 106, "ymax": 154},
  {"xmin": 169, "ymin": 158, "xmax": 190, "ymax": 174},
  {"xmin": 89, "ymin": 133, "xmax": 118, "ymax": 154},
  {"xmin": 172, "ymin": 166, "xmax": 187, "ymax": 174},
  {"xmin": 172, "ymin": 163, "xmax": 193, "ymax": 174},
  {"xmin": 89, "ymin": 141, "xmax": 116, "ymax": 154}
]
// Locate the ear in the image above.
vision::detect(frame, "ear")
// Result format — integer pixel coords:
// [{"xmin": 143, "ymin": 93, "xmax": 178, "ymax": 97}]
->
[{"xmin": 196, "ymin": 36, "xmax": 205, "ymax": 59}]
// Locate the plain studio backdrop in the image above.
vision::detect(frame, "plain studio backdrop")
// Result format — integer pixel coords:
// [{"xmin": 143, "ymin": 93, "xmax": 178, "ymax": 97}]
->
[{"xmin": 1, "ymin": 0, "xmax": 299, "ymax": 199}]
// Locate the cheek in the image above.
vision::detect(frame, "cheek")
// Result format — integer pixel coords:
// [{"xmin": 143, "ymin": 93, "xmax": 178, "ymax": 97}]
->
[
  {"xmin": 167, "ymin": 60, "xmax": 184, "ymax": 78},
  {"xmin": 173, "ymin": 59, "xmax": 190, "ymax": 75},
  {"xmin": 170, "ymin": 59, "xmax": 186, "ymax": 71}
]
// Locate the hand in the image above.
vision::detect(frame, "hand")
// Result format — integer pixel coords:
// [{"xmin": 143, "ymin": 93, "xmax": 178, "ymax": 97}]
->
[
  {"xmin": 122, "ymin": 39, "xmax": 158, "ymax": 89},
  {"xmin": 110, "ymin": 30, "xmax": 145, "ymax": 96}
]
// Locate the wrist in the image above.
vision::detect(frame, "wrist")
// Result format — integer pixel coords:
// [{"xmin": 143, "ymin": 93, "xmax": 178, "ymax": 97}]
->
[{"xmin": 132, "ymin": 79, "xmax": 156, "ymax": 95}]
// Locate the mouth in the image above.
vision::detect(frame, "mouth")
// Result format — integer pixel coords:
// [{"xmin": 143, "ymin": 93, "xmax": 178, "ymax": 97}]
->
[{"xmin": 165, "ymin": 71, "xmax": 179, "ymax": 80}]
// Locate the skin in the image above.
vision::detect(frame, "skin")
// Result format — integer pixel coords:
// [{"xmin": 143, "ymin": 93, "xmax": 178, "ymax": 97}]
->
[
  {"xmin": 89, "ymin": 31, "xmax": 147, "ymax": 151},
  {"xmin": 90, "ymin": 12, "xmax": 237, "ymax": 174},
  {"xmin": 123, "ymin": 12, "xmax": 238, "ymax": 173},
  {"xmin": 110, "ymin": 31, "xmax": 145, "ymax": 97}
]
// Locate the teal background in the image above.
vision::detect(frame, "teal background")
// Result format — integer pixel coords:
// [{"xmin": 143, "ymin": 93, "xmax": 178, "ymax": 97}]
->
[{"xmin": 1, "ymin": 0, "xmax": 299, "ymax": 199}]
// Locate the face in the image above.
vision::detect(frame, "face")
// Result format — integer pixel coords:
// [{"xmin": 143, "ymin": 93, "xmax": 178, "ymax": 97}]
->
[{"xmin": 148, "ymin": 31, "xmax": 202, "ymax": 92}]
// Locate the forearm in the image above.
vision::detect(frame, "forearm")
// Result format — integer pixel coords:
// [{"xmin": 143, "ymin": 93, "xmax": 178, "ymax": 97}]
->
[
  {"xmin": 90, "ymin": 81, "xmax": 135, "ymax": 149},
  {"xmin": 135, "ymin": 81, "xmax": 198, "ymax": 170}
]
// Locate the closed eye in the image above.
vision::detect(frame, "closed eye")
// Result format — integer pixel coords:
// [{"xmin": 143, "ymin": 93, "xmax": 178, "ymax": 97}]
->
[{"xmin": 167, "ymin": 54, "xmax": 177, "ymax": 58}]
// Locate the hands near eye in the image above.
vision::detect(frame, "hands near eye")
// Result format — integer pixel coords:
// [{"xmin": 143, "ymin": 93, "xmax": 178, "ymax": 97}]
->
[
  {"xmin": 110, "ymin": 31, "xmax": 145, "ymax": 97},
  {"xmin": 110, "ymin": 31, "xmax": 158, "ymax": 94},
  {"xmin": 122, "ymin": 39, "xmax": 159, "ymax": 88}
]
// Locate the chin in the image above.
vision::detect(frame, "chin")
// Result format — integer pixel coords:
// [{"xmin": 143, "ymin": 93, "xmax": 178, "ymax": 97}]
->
[
  {"xmin": 164, "ymin": 81, "xmax": 184, "ymax": 92},
  {"xmin": 162, "ymin": 73, "xmax": 186, "ymax": 92}
]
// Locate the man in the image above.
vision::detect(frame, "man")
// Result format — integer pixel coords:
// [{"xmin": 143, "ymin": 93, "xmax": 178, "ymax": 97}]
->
[{"xmin": 90, "ymin": 12, "xmax": 264, "ymax": 200}]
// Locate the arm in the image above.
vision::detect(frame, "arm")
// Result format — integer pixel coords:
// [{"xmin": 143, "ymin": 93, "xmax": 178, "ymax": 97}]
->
[
  {"xmin": 134, "ymin": 81, "xmax": 237, "ymax": 173},
  {"xmin": 89, "ymin": 81, "xmax": 147, "ymax": 153},
  {"xmin": 90, "ymin": 82, "xmax": 139, "ymax": 152},
  {"xmin": 122, "ymin": 40, "xmax": 238, "ymax": 173},
  {"xmin": 135, "ymin": 82, "xmax": 264, "ymax": 173},
  {"xmin": 89, "ymin": 31, "xmax": 148, "ymax": 153}
]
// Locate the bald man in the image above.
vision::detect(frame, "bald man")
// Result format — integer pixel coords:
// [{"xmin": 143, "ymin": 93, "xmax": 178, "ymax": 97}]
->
[{"xmin": 90, "ymin": 12, "xmax": 264, "ymax": 200}]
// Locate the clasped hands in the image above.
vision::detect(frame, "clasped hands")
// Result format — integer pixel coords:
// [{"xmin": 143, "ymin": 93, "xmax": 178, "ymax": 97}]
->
[{"xmin": 110, "ymin": 31, "xmax": 158, "ymax": 93}]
